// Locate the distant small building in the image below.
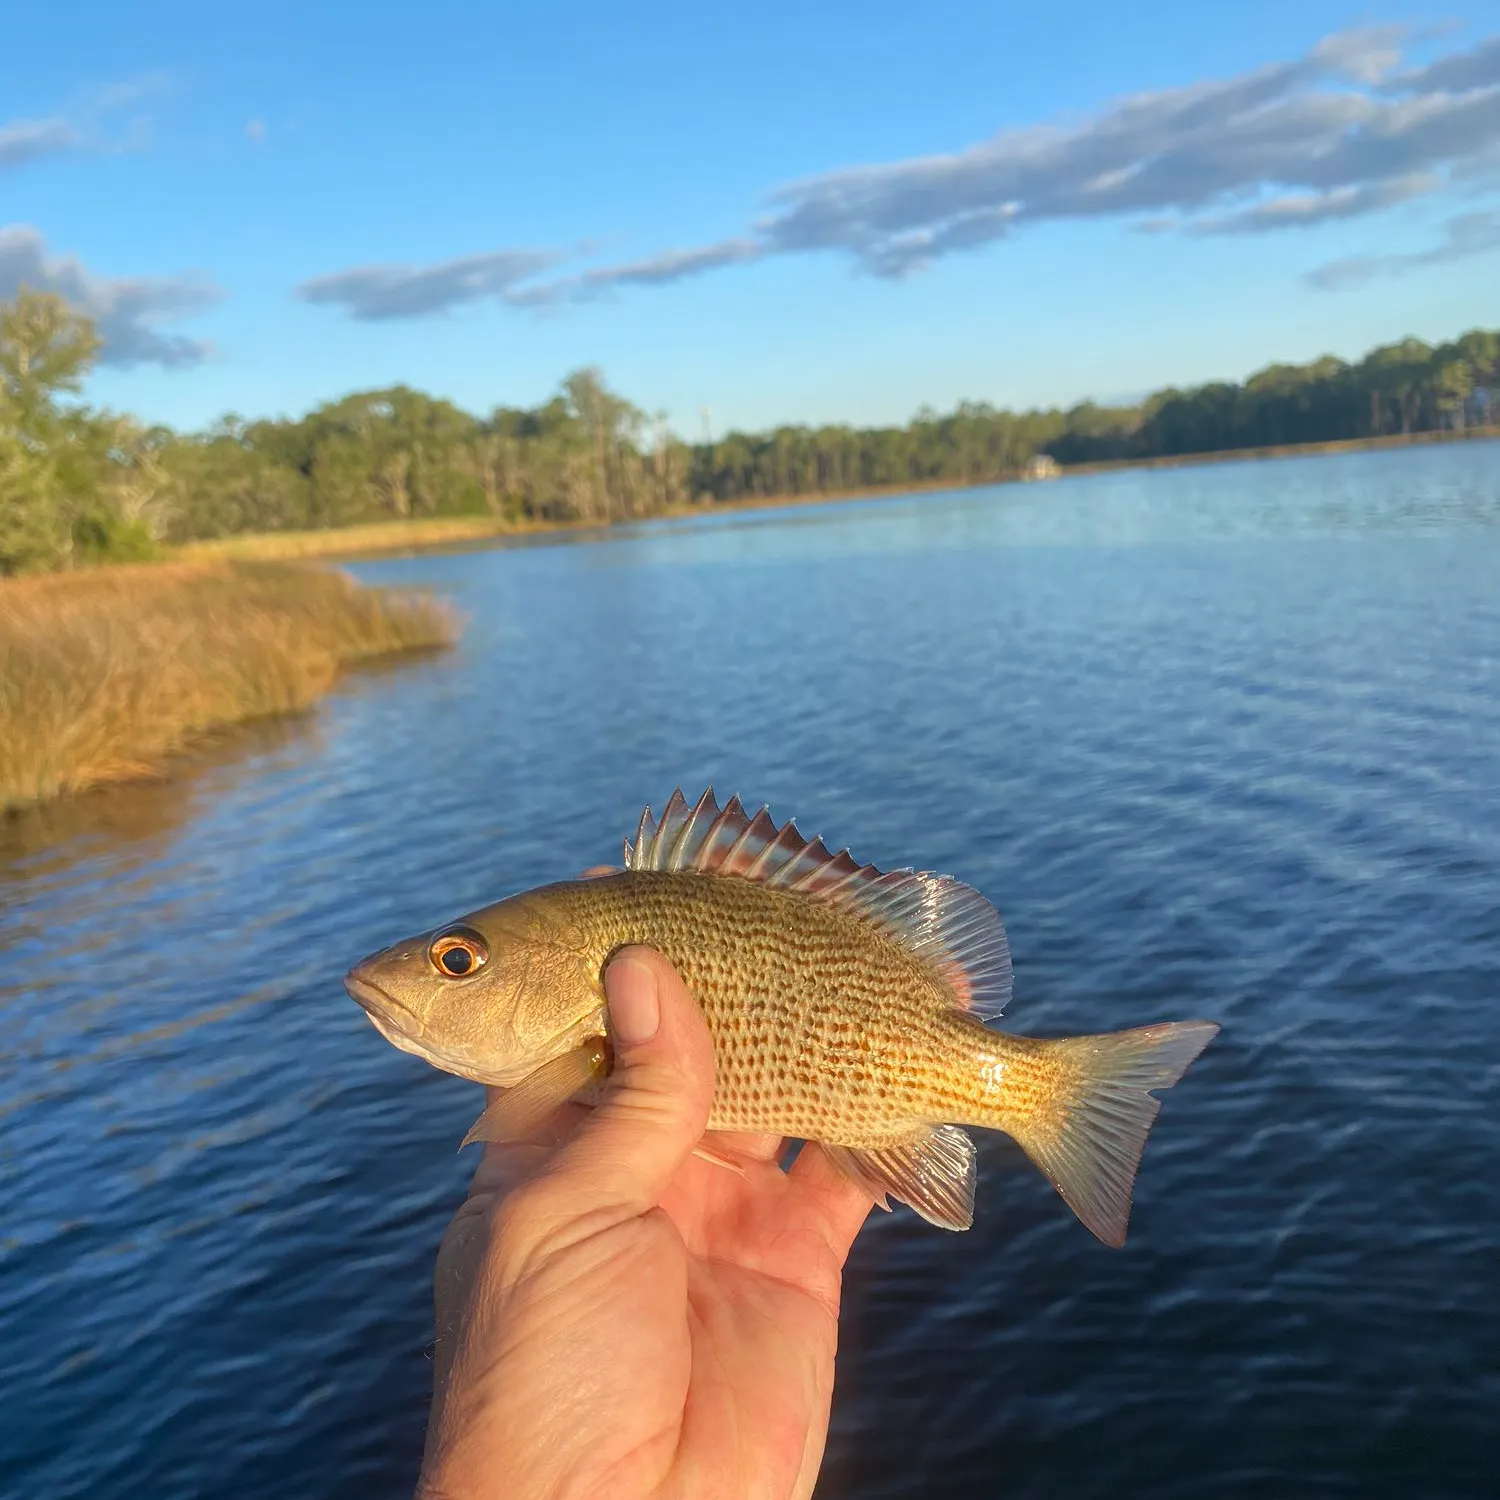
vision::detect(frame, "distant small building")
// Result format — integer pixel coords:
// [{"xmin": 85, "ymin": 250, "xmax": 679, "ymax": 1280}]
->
[
  {"xmin": 1464, "ymin": 388, "xmax": 1494, "ymax": 428},
  {"xmin": 1022, "ymin": 453, "xmax": 1061, "ymax": 481}
]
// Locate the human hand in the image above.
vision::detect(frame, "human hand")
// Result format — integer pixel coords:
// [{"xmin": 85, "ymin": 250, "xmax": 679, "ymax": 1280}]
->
[{"xmin": 417, "ymin": 944, "xmax": 874, "ymax": 1500}]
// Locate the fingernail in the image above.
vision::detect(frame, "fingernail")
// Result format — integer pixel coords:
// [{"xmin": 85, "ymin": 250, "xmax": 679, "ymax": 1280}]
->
[{"xmin": 607, "ymin": 955, "xmax": 660, "ymax": 1046}]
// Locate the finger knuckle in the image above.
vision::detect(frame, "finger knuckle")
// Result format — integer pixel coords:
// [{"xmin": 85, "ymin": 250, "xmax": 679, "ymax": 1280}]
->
[{"xmin": 603, "ymin": 1080, "xmax": 695, "ymax": 1131}]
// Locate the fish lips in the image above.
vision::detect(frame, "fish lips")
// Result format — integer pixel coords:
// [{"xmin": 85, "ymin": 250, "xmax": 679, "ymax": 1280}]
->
[{"xmin": 344, "ymin": 968, "xmax": 421, "ymax": 1042}]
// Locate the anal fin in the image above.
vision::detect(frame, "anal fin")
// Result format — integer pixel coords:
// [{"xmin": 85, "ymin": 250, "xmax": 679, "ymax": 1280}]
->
[{"xmin": 820, "ymin": 1126, "xmax": 977, "ymax": 1231}]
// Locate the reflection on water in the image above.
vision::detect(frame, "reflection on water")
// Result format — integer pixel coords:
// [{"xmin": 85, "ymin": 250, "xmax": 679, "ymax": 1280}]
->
[
  {"xmin": 1, "ymin": 717, "xmax": 310, "ymax": 882},
  {"xmin": 1, "ymin": 442, "xmax": 1498, "ymax": 1500}
]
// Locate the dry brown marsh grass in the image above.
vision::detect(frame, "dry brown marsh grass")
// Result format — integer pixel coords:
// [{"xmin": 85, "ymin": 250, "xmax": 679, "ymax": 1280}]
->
[
  {"xmin": 176, "ymin": 515, "xmax": 520, "ymax": 563},
  {"xmin": 0, "ymin": 560, "xmax": 457, "ymax": 811}
]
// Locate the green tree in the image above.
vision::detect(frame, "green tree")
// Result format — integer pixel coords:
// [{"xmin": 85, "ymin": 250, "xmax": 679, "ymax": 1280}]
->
[
  {"xmin": 1433, "ymin": 360, "xmax": 1475, "ymax": 430},
  {"xmin": 0, "ymin": 289, "xmax": 104, "ymax": 572}
]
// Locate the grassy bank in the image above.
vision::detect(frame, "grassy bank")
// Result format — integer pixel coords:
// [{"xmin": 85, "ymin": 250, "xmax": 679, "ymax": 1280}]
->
[
  {"xmin": 175, "ymin": 422, "xmax": 1500, "ymax": 567},
  {"xmin": 175, "ymin": 515, "xmax": 531, "ymax": 564},
  {"xmin": 0, "ymin": 561, "xmax": 457, "ymax": 812}
]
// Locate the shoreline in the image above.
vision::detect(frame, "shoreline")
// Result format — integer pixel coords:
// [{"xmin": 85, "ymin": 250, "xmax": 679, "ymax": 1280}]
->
[
  {"xmin": 1052, "ymin": 422, "xmax": 1500, "ymax": 478},
  {"xmin": 169, "ymin": 423, "xmax": 1500, "ymax": 567},
  {"xmin": 0, "ymin": 561, "xmax": 456, "ymax": 813}
]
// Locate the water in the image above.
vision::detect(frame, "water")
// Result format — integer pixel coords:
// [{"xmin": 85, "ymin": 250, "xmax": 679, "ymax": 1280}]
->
[{"xmin": 3, "ymin": 442, "xmax": 1498, "ymax": 1499}]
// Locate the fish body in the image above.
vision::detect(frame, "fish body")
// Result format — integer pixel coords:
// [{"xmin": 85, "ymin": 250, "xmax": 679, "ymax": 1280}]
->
[{"xmin": 346, "ymin": 790, "xmax": 1218, "ymax": 1244}]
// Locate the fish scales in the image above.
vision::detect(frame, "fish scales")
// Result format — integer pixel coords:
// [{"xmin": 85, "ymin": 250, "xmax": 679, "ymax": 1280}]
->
[{"xmin": 546, "ymin": 869, "xmax": 980, "ymax": 1147}]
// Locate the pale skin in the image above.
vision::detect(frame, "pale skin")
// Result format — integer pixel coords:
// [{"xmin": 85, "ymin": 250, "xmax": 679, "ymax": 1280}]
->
[{"xmin": 417, "ymin": 935, "xmax": 875, "ymax": 1500}]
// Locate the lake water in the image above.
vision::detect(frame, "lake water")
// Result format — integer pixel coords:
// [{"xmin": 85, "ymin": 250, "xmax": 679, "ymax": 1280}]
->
[{"xmin": 2, "ymin": 443, "xmax": 1498, "ymax": 1499}]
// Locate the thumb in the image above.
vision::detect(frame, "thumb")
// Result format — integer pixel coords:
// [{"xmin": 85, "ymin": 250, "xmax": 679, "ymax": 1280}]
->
[{"xmin": 537, "ymin": 946, "xmax": 715, "ymax": 1223}]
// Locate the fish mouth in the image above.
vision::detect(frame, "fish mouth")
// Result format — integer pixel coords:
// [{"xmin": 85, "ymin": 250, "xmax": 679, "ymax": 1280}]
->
[
  {"xmin": 344, "ymin": 971, "xmax": 418, "ymax": 1037},
  {"xmin": 344, "ymin": 967, "xmax": 458, "ymax": 1074}
]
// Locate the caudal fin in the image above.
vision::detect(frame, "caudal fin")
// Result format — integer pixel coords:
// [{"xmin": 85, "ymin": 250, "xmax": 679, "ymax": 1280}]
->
[{"xmin": 1011, "ymin": 1021, "xmax": 1219, "ymax": 1248}]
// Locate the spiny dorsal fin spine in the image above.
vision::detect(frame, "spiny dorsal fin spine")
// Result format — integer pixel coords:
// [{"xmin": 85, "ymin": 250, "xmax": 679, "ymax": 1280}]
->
[
  {"xmin": 627, "ymin": 805, "xmax": 657, "ymax": 871},
  {"xmin": 653, "ymin": 789, "xmax": 691, "ymax": 867},
  {"xmin": 667, "ymin": 788, "xmax": 717, "ymax": 871},
  {"xmin": 812, "ymin": 861, "xmax": 865, "ymax": 900},
  {"xmin": 697, "ymin": 797, "xmax": 747, "ymax": 872},
  {"xmin": 729, "ymin": 807, "xmax": 778, "ymax": 876},
  {"xmin": 742, "ymin": 818, "xmax": 802, "ymax": 880},
  {"xmin": 702, "ymin": 804, "xmax": 749, "ymax": 874}
]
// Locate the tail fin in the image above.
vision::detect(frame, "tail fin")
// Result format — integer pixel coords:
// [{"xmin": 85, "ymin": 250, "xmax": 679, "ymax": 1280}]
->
[{"xmin": 1011, "ymin": 1021, "xmax": 1219, "ymax": 1248}]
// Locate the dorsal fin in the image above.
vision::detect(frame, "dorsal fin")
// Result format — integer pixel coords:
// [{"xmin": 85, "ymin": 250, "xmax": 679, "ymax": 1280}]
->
[{"xmin": 623, "ymin": 788, "xmax": 1012, "ymax": 1020}]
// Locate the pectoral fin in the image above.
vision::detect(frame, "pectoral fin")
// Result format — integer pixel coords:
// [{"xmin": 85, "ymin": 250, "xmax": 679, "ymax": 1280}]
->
[
  {"xmin": 820, "ymin": 1126, "xmax": 977, "ymax": 1231},
  {"xmin": 460, "ymin": 1039, "xmax": 609, "ymax": 1149},
  {"xmin": 691, "ymin": 1140, "xmax": 749, "ymax": 1175}
]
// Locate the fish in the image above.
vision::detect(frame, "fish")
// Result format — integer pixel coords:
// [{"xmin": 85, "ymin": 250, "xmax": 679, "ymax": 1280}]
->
[{"xmin": 345, "ymin": 789, "xmax": 1219, "ymax": 1244}]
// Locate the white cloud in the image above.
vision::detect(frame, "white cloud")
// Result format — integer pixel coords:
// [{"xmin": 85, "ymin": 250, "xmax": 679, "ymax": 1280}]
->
[
  {"xmin": 0, "ymin": 225, "xmax": 222, "ymax": 367},
  {"xmin": 0, "ymin": 117, "xmax": 79, "ymax": 170},
  {"xmin": 297, "ymin": 248, "xmax": 565, "ymax": 319},
  {"xmin": 0, "ymin": 77, "xmax": 166, "ymax": 173},
  {"xmin": 1311, "ymin": 24, "xmax": 1407, "ymax": 85},
  {"xmin": 1181, "ymin": 174, "xmax": 1438, "ymax": 234},
  {"xmin": 506, "ymin": 238, "xmax": 764, "ymax": 306},
  {"xmin": 299, "ymin": 25, "xmax": 1500, "ymax": 319},
  {"xmin": 1387, "ymin": 34, "xmax": 1500, "ymax": 94},
  {"xmin": 1304, "ymin": 208, "xmax": 1500, "ymax": 288}
]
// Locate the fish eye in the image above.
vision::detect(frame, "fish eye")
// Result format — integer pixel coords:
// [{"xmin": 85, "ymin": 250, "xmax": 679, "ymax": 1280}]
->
[{"xmin": 429, "ymin": 928, "xmax": 489, "ymax": 979}]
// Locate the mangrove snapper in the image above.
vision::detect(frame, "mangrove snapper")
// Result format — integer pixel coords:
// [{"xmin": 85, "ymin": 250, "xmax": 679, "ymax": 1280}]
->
[{"xmin": 345, "ymin": 790, "xmax": 1218, "ymax": 1243}]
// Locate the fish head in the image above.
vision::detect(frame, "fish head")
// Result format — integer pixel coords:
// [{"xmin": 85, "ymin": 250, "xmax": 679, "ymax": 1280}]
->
[{"xmin": 343, "ymin": 887, "xmax": 604, "ymax": 1085}]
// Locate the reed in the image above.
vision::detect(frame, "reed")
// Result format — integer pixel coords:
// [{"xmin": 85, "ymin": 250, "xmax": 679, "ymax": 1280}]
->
[
  {"xmin": 175, "ymin": 514, "xmax": 525, "ymax": 563},
  {"xmin": 0, "ymin": 560, "xmax": 457, "ymax": 811}
]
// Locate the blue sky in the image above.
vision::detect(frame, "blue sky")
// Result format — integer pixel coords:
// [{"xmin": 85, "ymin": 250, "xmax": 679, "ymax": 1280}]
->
[{"xmin": 3, "ymin": 2, "xmax": 1498, "ymax": 435}]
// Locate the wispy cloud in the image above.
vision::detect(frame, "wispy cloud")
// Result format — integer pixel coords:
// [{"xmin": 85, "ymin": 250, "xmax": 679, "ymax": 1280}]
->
[
  {"xmin": 505, "ymin": 238, "xmax": 764, "ymax": 307},
  {"xmin": 1387, "ymin": 33, "xmax": 1500, "ymax": 93},
  {"xmin": 1174, "ymin": 174, "xmax": 1438, "ymax": 234},
  {"xmin": 0, "ymin": 77, "xmax": 166, "ymax": 174},
  {"xmin": 0, "ymin": 225, "xmax": 223, "ymax": 367},
  {"xmin": 1304, "ymin": 208, "xmax": 1500, "ymax": 288},
  {"xmin": 298, "ymin": 248, "xmax": 566, "ymax": 319},
  {"xmin": 0, "ymin": 117, "xmax": 80, "ymax": 171},
  {"xmin": 301, "ymin": 24, "xmax": 1500, "ymax": 319}
]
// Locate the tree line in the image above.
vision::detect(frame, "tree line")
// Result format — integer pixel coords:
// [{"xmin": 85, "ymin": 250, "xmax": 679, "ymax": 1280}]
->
[{"xmin": 1, "ymin": 286, "xmax": 1495, "ymax": 573}]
